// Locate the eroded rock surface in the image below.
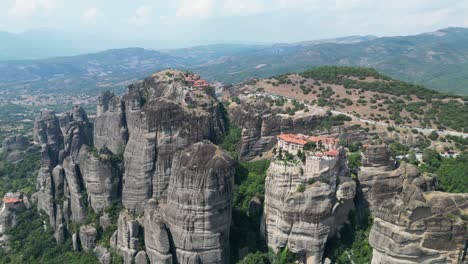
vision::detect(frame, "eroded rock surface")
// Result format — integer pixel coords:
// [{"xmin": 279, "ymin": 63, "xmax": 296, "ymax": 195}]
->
[
  {"xmin": 358, "ymin": 145, "xmax": 468, "ymax": 264},
  {"xmin": 229, "ymin": 101, "xmax": 326, "ymax": 161},
  {"xmin": 263, "ymin": 154, "xmax": 355, "ymax": 263},
  {"xmin": 110, "ymin": 211, "xmax": 142, "ymax": 264},
  {"xmin": 121, "ymin": 70, "xmax": 227, "ymax": 213},
  {"xmin": 144, "ymin": 141, "xmax": 235, "ymax": 264},
  {"xmin": 94, "ymin": 92, "xmax": 128, "ymax": 154},
  {"xmin": 82, "ymin": 152, "xmax": 121, "ymax": 213}
]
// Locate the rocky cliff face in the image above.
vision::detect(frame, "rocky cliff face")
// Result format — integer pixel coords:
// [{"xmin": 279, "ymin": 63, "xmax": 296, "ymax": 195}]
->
[
  {"xmin": 144, "ymin": 140, "xmax": 235, "ymax": 264},
  {"xmin": 30, "ymin": 70, "xmax": 235, "ymax": 263},
  {"xmin": 94, "ymin": 92, "xmax": 128, "ymax": 155},
  {"xmin": 263, "ymin": 154, "xmax": 356, "ymax": 264},
  {"xmin": 358, "ymin": 145, "xmax": 468, "ymax": 264},
  {"xmin": 82, "ymin": 151, "xmax": 121, "ymax": 213},
  {"xmin": 119, "ymin": 70, "xmax": 227, "ymax": 213},
  {"xmin": 228, "ymin": 101, "xmax": 326, "ymax": 161},
  {"xmin": 32, "ymin": 107, "xmax": 108, "ymax": 241},
  {"xmin": 1, "ymin": 135, "xmax": 31, "ymax": 163}
]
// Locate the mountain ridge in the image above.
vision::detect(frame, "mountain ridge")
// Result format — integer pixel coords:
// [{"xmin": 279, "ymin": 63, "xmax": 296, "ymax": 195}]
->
[{"xmin": 1, "ymin": 27, "xmax": 468, "ymax": 95}]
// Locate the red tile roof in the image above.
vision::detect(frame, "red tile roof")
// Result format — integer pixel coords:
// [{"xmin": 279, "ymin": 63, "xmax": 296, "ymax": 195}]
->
[
  {"xmin": 194, "ymin": 80, "xmax": 209, "ymax": 87},
  {"xmin": 278, "ymin": 134, "xmax": 338, "ymax": 146},
  {"xmin": 3, "ymin": 198, "xmax": 22, "ymax": 204},
  {"xmin": 326, "ymin": 149, "xmax": 340, "ymax": 157},
  {"xmin": 277, "ymin": 134, "xmax": 309, "ymax": 145}
]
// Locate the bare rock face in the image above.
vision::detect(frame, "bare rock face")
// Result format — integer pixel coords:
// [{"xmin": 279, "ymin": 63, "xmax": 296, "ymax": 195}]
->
[
  {"xmin": 358, "ymin": 146, "xmax": 468, "ymax": 264},
  {"xmin": 144, "ymin": 200, "xmax": 173, "ymax": 264},
  {"xmin": 263, "ymin": 156, "xmax": 355, "ymax": 263},
  {"xmin": 94, "ymin": 92, "xmax": 128, "ymax": 155},
  {"xmin": 2, "ymin": 135, "xmax": 29, "ymax": 153},
  {"xmin": 144, "ymin": 141, "xmax": 235, "ymax": 264},
  {"xmin": 369, "ymin": 191, "xmax": 468, "ymax": 264},
  {"xmin": 229, "ymin": 103, "xmax": 326, "ymax": 160},
  {"xmin": 33, "ymin": 110, "xmax": 64, "ymax": 168},
  {"xmin": 34, "ymin": 167, "xmax": 57, "ymax": 226},
  {"xmin": 82, "ymin": 152, "xmax": 121, "ymax": 213},
  {"xmin": 2, "ymin": 135, "xmax": 30, "ymax": 162},
  {"xmin": 135, "ymin": 250, "xmax": 149, "ymax": 264},
  {"xmin": 95, "ymin": 245, "xmax": 112, "ymax": 264},
  {"xmin": 111, "ymin": 211, "xmax": 142, "ymax": 264},
  {"xmin": 361, "ymin": 145, "xmax": 394, "ymax": 169},
  {"xmin": 61, "ymin": 106, "xmax": 93, "ymax": 161},
  {"xmin": 63, "ymin": 156, "xmax": 86, "ymax": 223},
  {"xmin": 121, "ymin": 70, "xmax": 227, "ymax": 213},
  {"xmin": 79, "ymin": 224, "xmax": 97, "ymax": 252}
]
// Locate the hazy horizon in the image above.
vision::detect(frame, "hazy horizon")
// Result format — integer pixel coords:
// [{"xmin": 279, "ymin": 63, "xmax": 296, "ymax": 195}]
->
[{"xmin": 1, "ymin": 0, "xmax": 468, "ymax": 51}]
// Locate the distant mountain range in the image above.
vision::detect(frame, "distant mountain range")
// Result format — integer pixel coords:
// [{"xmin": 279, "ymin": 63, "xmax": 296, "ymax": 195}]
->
[{"xmin": 1, "ymin": 27, "xmax": 467, "ymax": 95}]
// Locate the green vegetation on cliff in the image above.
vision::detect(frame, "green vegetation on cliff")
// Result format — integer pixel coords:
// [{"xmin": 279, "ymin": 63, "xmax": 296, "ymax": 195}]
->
[
  {"xmin": 0, "ymin": 209, "xmax": 99, "ymax": 264},
  {"xmin": 325, "ymin": 210, "xmax": 373, "ymax": 264},
  {"xmin": 0, "ymin": 152, "xmax": 40, "ymax": 198},
  {"xmin": 419, "ymin": 149, "xmax": 468, "ymax": 193},
  {"xmin": 230, "ymin": 160, "xmax": 271, "ymax": 263}
]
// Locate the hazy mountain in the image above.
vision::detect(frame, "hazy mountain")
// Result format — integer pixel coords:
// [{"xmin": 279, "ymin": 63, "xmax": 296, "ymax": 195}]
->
[
  {"xmin": 192, "ymin": 27, "xmax": 468, "ymax": 95},
  {"xmin": 0, "ymin": 30, "xmax": 93, "ymax": 60},
  {"xmin": 1, "ymin": 27, "xmax": 467, "ymax": 95}
]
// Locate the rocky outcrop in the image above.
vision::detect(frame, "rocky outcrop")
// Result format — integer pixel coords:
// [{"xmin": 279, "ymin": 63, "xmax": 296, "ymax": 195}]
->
[
  {"xmin": 144, "ymin": 141, "xmax": 235, "ymax": 264},
  {"xmin": 110, "ymin": 211, "xmax": 142, "ymax": 264},
  {"xmin": 263, "ymin": 155, "xmax": 355, "ymax": 264},
  {"xmin": 61, "ymin": 106, "xmax": 93, "ymax": 161},
  {"xmin": 34, "ymin": 110, "xmax": 63, "ymax": 168},
  {"xmin": 82, "ymin": 152, "xmax": 121, "ymax": 213},
  {"xmin": 1, "ymin": 135, "xmax": 30, "ymax": 162},
  {"xmin": 228, "ymin": 100, "xmax": 326, "ymax": 160},
  {"xmin": 0, "ymin": 193, "xmax": 26, "ymax": 248},
  {"xmin": 144, "ymin": 200, "xmax": 173, "ymax": 264},
  {"xmin": 94, "ymin": 92, "xmax": 128, "ymax": 155},
  {"xmin": 121, "ymin": 70, "xmax": 227, "ymax": 213},
  {"xmin": 369, "ymin": 191, "xmax": 468, "ymax": 264},
  {"xmin": 79, "ymin": 224, "xmax": 97, "ymax": 252},
  {"xmin": 63, "ymin": 156, "xmax": 86, "ymax": 223},
  {"xmin": 135, "ymin": 251, "xmax": 149, "ymax": 264},
  {"xmin": 358, "ymin": 146, "xmax": 468, "ymax": 264}
]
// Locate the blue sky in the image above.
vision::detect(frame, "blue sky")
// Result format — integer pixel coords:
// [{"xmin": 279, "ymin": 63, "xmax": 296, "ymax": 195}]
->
[{"xmin": 1, "ymin": 0, "xmax": 468, "ymax": 49}]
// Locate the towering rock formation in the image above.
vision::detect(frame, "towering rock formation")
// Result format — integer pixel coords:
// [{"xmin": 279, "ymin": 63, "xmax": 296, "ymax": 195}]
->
[
  {"xmin": 358, "ymin": 145, "xmax": 468, "ymax": 264},
  {"xmin": 94, "ymin": 92, "xmax": 128, "ymax": 155},
  {"xmin": 82, "ymin": 151, "xmax": 121, "ymax": 213},
  {"xmin": 144, "ymin": 141, "xmax": 235, "ymax": 264},
  {"xmin": 61, "ymin": 106, "xmax": 93, "ymax": 161},
  {"xmin": 63, "ymin": 156, "xmax": 87, "ymax": 223},
  {"xmin": 263, "ymin": 151, "xmax": 356, "ymax": 264},
  {"xmin": 110, "ymin": 211, "xmax": 143, "ymax": 264},
  {"xmin": 120, "ymin": 70, "xmax": 227, "ymax": 213},
  {"xmin": 1, "ymin": 135, "xmax": 30, "ymax": 162},
  {"xmin": 32, "ymin": 107, "xmax": 98, "ymax": 241},
  {"xmin": 33, "ymin": 110, "xmax": 64, "ymax": 168}
]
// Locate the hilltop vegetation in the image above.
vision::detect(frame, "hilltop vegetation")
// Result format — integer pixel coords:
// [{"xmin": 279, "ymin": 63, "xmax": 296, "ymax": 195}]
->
[{"xmin": 240, "ymin": 66, "xmax": 468, "ymax": 133}]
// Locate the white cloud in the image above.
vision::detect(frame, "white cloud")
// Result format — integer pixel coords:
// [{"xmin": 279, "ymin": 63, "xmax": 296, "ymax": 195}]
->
[
  {"xmin": 82, "ymin": 7, "xmax": 100, "ymax": 23},
  {"xmin": 9, "ymin": 0, "xmax": 60, "ymax": 16},
  {"xmin": 176, "ymin": 0, "xmax": 216, "ymax": 18},
  {"xmin": 175, "ymin": 0, "xmax": 270, "ymax": 19},
  {"xmin": 128, "ymin": 5, "xmax": 153, "ymax": 26}
]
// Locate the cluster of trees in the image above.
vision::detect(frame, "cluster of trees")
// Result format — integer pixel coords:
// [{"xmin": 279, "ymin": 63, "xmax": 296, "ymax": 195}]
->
[
  {"xmin": 297, "ymin": 66, "xmax": 468, "ymax": 131},
  {"xmin": 0, "ymin": 209, "xmax": 99, "ymax": 264},
  {"xmin": 240, "ymin": 248, "xmax": 297, "ymax": 264},
  {"xmin": 324, "ymin": 211, "xmax": 373, "ymax": 264},
  {"xmin": 0, "ymin": 152, "xmax": 40, "ymax": 198},
  {"xmin": 419, "ymin": 149, "xmax": 468, "ymax": 193},
  {"xmin": 230, "ymin": 160, "xmax": 272, "ymax": 263}
]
